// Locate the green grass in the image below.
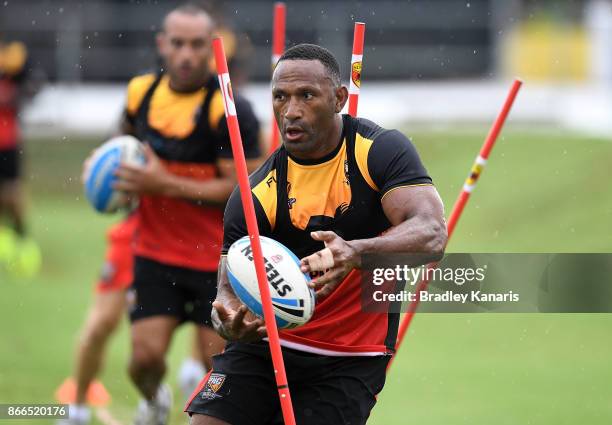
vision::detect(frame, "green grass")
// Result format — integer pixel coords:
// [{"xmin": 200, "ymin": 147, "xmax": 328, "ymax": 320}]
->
[{"xmin": 1, "ymin": 128, "xmax": 611, "ymax": 424}]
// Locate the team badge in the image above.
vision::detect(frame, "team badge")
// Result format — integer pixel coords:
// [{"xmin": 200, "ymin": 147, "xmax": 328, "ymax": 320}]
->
[
  {"xmin": 201, "ymin": 373, "xmax": 227, "ymax": 400},
  {"xmin": 287, "ymin": 182, "xmax": 296, "ymax": 209},
  {"xmin": 343, "ymin": 160, "xmax": 350, "ymax": 185},
  {"xmin": 351, "ymin": 61, "xmax": 362, "ymax": 88}
]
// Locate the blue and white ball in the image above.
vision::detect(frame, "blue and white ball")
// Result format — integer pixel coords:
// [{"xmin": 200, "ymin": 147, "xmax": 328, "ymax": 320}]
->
[
  {"xmin": 227, "ymin": 236, "xmax": 316, "ymax": 329},
  {"xmin": 83, "ymin": 135, "xmax": 145, "ymax": 213}
]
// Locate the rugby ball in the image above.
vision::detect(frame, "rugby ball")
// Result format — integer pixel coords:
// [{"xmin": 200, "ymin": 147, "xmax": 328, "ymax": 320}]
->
[
  {"xmin": 227, "ymin": 236, "xmax": 315, "ymax": 329},
  {"xmin": 83, "ymin": 135, "xmax": 145, "ymax": 213}
]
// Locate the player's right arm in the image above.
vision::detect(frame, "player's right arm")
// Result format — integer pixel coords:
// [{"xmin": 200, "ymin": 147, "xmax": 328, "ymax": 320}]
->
[
  {"xmin": 211, "ymin": 173, "xmax": 274, "ymax": 341},
  {"xmin": 211, "ymin": 257, "xmax": 267, "ymax": 342}
]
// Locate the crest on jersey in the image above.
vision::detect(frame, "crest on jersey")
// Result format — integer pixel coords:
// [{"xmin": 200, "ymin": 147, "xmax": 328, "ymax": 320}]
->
[
  {"xmin": 201, "ymin": 373, "xmax": 227, "ymax": 399},
  {"xmin": 126, "ymin": 289, "xmax": 137, "ymax": 313},
  {"xmin": 343, "ymin": 160, "xmax": 350, "ymax": 185}
]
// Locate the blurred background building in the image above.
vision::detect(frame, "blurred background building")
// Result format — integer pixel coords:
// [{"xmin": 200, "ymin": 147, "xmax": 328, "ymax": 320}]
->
[{"xmin": 1, "ymin": 0, "xmax": 611, "ymax": 135}]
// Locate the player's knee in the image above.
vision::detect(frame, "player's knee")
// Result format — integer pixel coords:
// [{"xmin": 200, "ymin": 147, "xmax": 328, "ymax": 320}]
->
[
  {"xmin": 84, "ymin": 317, "xmax": 119, "ymax": 345},
  {"xmin": 97, "ymin": 309, "xmax": 122, "ymax": 334},
  {"xmin": 83, "ymin": 305, "xmax": 122, "ymax": 338},
  {"xmin": 130, "ymin": 344, "xmax": 165, "ymax": 372}
]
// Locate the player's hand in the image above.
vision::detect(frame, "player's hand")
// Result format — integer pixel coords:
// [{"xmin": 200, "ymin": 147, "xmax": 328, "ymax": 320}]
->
[
  {"xmin": 211, "ymin": 301, "xmax": 267, "ymax": 342},
  {"xmin": 114, "ymin": 144, "xmax": 171, "ymax": 195},
  {"xmin": 300, "ymin": 231, "xmax": 360, "ymax": 301}
]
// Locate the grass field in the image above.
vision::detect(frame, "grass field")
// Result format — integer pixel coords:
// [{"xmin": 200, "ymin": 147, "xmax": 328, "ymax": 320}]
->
[{"xmin": 1, "ymin": 127, "xmax": 611, "ymax": 425}]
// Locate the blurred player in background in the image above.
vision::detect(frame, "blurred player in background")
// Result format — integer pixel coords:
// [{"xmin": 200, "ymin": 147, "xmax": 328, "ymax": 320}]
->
[
  {"xmin": 56, "ymin": 4, "xmax": 262, "ymax": 425},
  {"xmin": 55, "ymin": 214, "xmax": 138, "ymax": 425},
  {"xmin": 178, "ymin": 3, "xmax": 258, "ymax": 398},
  {"xmin": 113, "ymin": 4, "xmax": 260, "ymax": 425},
  {"xmin": 0, "ymin": 36, "xmax": 42, "ymax": 278}
]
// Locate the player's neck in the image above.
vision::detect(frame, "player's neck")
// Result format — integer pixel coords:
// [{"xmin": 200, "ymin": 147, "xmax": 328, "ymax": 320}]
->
[
  {"xmin": 167, "ymin": 73, "xmax": 209, "ymax": 93},
  {"xmin": 316, "ymin": 114, "xmax": 344, "ymax": 158},
  {"xmin": 288, "ymin": 115, "xmax": 344, "ymax": 163}
]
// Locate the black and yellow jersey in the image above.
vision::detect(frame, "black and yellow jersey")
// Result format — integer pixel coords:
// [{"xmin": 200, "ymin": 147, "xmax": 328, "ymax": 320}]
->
[
  {"xmin": 222, "ymin": 114, "xmax": 432, "ymax": 356},
  {"xmin": 223, "ymin": 114, "xmax": 432, "ymax": 259},
  {"xmin": 125, "ymin": 72, "xmax": 259, "ymax": 272},
  {"xmin": 0, "ymin": 41, "xmax": 29, "ymax": 149}
]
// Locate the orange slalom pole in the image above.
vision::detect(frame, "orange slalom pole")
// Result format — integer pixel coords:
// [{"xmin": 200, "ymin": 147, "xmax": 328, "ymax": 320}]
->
[
  {"xmin": 269, "ymin": 2, "xmax": 286, "ymax": 153},
  {"xmin": 348, "ymin": 22, "xmax": 365, "ymax": 117},
  {"xmin": 213, "ymin": 37, "xmax": 297, "ymax": 425},
  {"xmin": 387, "ymin": 79, "xmax": 523, "ymax": 372}
]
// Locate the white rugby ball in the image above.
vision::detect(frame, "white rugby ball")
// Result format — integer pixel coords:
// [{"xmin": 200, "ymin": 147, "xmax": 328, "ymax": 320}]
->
[
  {"xmin": 227, "ymin": 236, "xmax": 315, "ymax": 329},
  {"xmin": 83, "ymin": 135, "xmax": 145, "ymax": 213}
]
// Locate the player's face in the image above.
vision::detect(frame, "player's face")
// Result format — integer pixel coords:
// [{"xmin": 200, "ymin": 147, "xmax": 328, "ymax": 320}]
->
[
  {"xmin": 157, "ymin": 11, "xmax": 213, "ymax": 91},
  {"xmin": 272, "ymin": 60, "xmax": 347, "ymax": 158}
]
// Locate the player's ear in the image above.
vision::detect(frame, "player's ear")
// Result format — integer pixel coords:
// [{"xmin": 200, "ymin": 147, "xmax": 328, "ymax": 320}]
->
[
  {"xmin": 334, "ymin": 85, "xmax": 349, "ymax": 113},
  {"xmin": 156, "ymin": 32, "xmax": 166, "ymax": 56}
]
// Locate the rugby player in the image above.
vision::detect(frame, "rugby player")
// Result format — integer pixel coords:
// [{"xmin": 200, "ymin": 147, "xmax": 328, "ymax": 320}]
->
[
  {"xmin": 186, "ymin": 44, "xmax": 447, "ymax": 425},
  {"xmin": 0, "ymin": 37, "xmax": 41, "ymax": 276},
  {"xmin": 113, "ymin": 5, "xmax": 260, "ymax": 425},
  {"xmin": 56, "ymin": 214, "xmax": 137, "ymax": 425}
]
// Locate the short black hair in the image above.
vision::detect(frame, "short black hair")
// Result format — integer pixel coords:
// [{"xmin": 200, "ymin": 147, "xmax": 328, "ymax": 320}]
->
[
  {"xmin": 163, "ymin": 3, "xmax": 214, "ymax": 31},
  {"xmin": 277, "ymin": 43, "xmax": 341, "ymax": 87},
  {"xmin": 173, "ymin": 2, "xmax": 208, "ymax": 15}
]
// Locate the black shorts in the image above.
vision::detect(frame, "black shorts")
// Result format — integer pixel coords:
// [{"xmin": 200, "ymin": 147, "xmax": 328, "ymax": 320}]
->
[
  {"xmin": 128, "ymin": 256, "xmax": 217, "ymax": 326},
  {"xmin": 185, "ymin": 341, "xmax": 390, "ymax": 425},
  {"xmin": 0, "ymin": 148, "xmax": 20, "ymax": 181}
]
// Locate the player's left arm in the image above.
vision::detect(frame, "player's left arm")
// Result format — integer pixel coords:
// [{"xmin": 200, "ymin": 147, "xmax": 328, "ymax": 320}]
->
[
  {"xmin": 301, "ymin": 130, "xmax": 447, "ymax": 299},
  {"xmin": 114, "ymin": 94, "xmax": 262, "ymax": 205}
]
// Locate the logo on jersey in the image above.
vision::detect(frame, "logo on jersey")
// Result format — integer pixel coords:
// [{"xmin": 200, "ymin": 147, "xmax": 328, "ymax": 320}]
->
[
  {"xmin": 287, "ymin": 182, "xmax": 297, "ymax": 209},
  {"xmin": 266, "ymin": 175, "xmax": 277, "ymax": 187},
  {"xmin": 351, "ymin": 61, "xmax": 362, "ymax": 88},
  {"xmin": 201, "ymin": 373, "xmax": 227, "ymax": 400},
  {"xmin": 343, "ymin": 160, "xmax": 350, "ymax": 186}
]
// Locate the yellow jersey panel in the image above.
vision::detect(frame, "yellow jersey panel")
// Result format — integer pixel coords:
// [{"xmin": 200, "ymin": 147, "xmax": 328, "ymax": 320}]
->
[
  {"xmin": 126, "ymin": 74, "xmax": 227, "ymax": 139},
  {"xmin": 252, "ymin": 169, "xmax": 278, "ymax": 230},
  {"xmin": 287, "ymin": 140, "xmax": 352, "ymax": 230},
  {"xmin": 354, "ymin": 133, "xmax": 379, "ymax": 191},
  {"xmin": 126, "ymin": 73, "xmax": 156, "ymax": 116}
]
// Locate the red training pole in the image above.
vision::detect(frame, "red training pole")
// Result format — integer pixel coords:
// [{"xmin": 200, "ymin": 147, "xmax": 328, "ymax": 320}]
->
[
  {"xmin": 213, "ymin": 37, "xmax": 297, "ymax": 425},
  {"xmin": 348, "ymin": 22, "xmax": 365, "ymax": 117},
  {"xmin": 387, "ymin": 79, "xmax": 523, "ymax": 372},
  {"xmin": 269, "ymin": 2, "xmax": 286, "ymax": 153}
]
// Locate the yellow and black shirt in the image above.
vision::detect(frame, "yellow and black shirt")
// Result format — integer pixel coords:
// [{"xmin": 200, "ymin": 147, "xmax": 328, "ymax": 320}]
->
[
  {"xmin": 125, "ymin": 72, "xmax": 259, "ymax": 272},
  {"xmin": 222, "ymin": 114, "xmax": 432, "ymax": 356},
  {"xmin": 0, "ymin": 41, "xmax": 29, "ymax": 149}
]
